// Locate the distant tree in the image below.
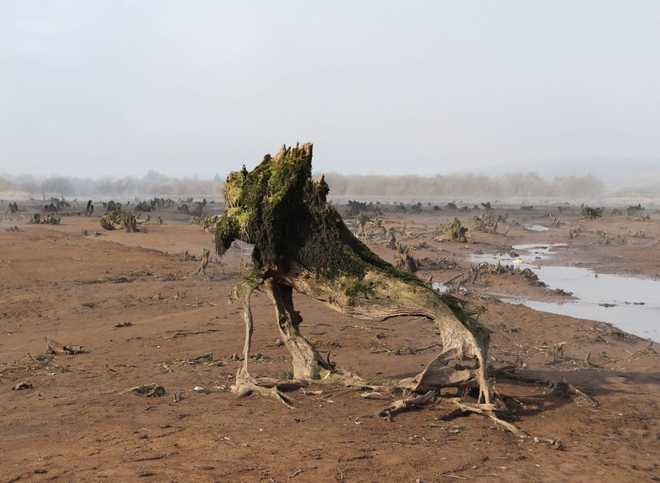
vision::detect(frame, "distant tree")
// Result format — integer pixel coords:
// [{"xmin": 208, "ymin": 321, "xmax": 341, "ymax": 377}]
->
[
  {"xmin": 41, "ymin": 177, "xmax": 74, "ymax": 196},
  {"xmin": 0, "ymin": 177, "xmax": 15, "ymax": 192},
  {"xmin": 143, "ymin": 170, "xmax": 171, "ymax": 183}
]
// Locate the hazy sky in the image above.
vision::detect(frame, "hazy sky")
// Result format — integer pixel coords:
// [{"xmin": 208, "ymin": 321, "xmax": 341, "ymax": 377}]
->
[{"xmin": 1, "ymin": 1, "xmax": 659, "ymax": 179}]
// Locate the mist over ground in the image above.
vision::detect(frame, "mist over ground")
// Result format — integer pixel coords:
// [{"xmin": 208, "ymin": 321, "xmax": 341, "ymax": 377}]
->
[{"xmin": 2, "ymin": 169, "xmax": 654, "ymax": 203}]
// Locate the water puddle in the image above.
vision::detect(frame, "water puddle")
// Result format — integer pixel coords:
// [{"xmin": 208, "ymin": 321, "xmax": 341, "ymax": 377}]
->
[
  {"xmin": 432, "ymin": 282, "xmax": 447, "ymax": 293},
  {"xmin": 470, "ymin": 243, "xmax": 567, "ymax": 265},
  {"xmin": 525, "ymin": 225, "xmax": 550, "ymax": 232},
  {"xmin": 469, "ymin": 243, "xmax": 660, "ymax": 341}
]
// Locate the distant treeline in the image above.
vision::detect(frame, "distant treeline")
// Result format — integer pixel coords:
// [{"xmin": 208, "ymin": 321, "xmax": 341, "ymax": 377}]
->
[
  {"xmin": 0, "ymin": 170, "xmax": 224, "ymax": 198},
  {"xmin": 1, "ymin": 170, "xmax": 605, "ymax": 200},
  {"xmin": 321, "ymin": 172, "xmax": 604, "ymax": 200}
]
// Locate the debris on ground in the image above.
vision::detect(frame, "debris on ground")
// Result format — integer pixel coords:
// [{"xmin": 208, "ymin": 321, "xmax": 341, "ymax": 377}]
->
[
  {"xmin": 100, "ymin": 210, "xmax": 138, "ymax": 232},
  {"xmin": 434, "ymin": 217, "xmax": 471, "ymax": 243},
  {"xmin": 12, "ymin": 382, "xmax": 34, "ymax": 390},
  {"xmin": 549, "ymin": 376, "xmax": 599, "ymax": 407},
  {"xmin": 45, "ymin": 337, "xmax": 84, "ymax": 355},
  {"xmin": 119, "ymin": 384, "xmax": 166, "ymax": 397}
]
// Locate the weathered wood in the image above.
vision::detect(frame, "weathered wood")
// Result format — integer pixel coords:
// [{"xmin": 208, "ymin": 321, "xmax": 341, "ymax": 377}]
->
[{"xmin": 216, "ymin": 143, "xmax": 492, "ymax": 405}]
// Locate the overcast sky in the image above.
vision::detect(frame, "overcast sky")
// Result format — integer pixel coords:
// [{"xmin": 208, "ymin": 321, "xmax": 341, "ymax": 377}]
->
[{"xmin": 1, "ymin": 1, "xmax": 659, "ymax": 179}]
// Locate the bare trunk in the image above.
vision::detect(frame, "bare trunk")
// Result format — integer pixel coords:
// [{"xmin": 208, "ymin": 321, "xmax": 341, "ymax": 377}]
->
[{"xmin": 263, "ymin": 278, "xmax": 332, "ymax": 380}]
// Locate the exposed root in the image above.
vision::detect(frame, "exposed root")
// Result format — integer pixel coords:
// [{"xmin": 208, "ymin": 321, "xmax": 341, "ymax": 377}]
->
[
  {"xmin": 448, "ymin": 398, "xmax": 525, "ymax": 436},
  {"xmin": 445, "ymin": 398, "xmax": 563, "ymax": 448},
  {"xmin": 375, "ymin": 390, "xmax": 436, "ymax": 422},
  {"xmin": 232, "ymin": 368, "xmax": 295, "ymax": 408},
  {"xmin": 398, "ymin": 348, "xmax": 483, "ymax": 395}
]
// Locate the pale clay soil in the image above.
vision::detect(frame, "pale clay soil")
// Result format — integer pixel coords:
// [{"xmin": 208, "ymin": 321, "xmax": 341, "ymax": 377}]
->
[{"xmin": 1, "ymin": 202, "xmax": 659, "ymax": 482}]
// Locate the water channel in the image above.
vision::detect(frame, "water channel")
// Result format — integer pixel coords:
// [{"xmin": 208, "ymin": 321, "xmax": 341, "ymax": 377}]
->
[{"xmin": 439, "ymin": 243, "xmax": 660, "ymax": 341}]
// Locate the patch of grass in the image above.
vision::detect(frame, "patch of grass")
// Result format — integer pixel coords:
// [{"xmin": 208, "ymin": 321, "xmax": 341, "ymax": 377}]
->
[{"xmin": 365, "ymin": 376, "xmax": 399, "ymax": 386}]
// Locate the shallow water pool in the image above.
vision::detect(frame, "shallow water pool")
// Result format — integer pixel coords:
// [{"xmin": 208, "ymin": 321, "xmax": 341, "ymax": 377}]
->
[{"xmin": 471, "ymin": 244, "xmax": 660, "ymax": 341}]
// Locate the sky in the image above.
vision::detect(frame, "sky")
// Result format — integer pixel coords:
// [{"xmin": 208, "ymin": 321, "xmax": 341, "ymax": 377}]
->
[{"xmin": 1, "ymin": 1, "xmax": 659, "ymax": 179}]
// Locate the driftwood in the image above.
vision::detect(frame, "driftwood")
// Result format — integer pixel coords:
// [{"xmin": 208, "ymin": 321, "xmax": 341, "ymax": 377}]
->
[
  {"xmin": 214, "ymin": 143, "xmax": 492, "ymax": 407},
  {"xmin": 45, "ymin": 337, "xmax": 84, "ymax": 355}
]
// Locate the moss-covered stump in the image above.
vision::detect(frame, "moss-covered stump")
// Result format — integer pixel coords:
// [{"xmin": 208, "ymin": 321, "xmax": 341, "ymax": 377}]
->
[
  {"xmin": 215, "ymin": 143, "xmax": 492, "ymax": 405},
  {"xmin": 100, "ymin": 210, "xmax": 138, "ymax": 232}
]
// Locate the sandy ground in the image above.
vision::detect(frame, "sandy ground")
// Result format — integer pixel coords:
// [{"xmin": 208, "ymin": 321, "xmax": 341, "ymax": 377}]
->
[{"xmin": 1, "ymin": 201, "xmax": 659, "ymax": 482}]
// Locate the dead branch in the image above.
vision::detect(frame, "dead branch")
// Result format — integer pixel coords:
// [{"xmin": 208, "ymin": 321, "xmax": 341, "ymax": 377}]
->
[{"xmin": 168, "ymin": 329, "xmax": 220, "ymax": 339}]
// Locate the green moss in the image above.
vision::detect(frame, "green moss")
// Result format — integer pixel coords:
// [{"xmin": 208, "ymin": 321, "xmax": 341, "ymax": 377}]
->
[
  {"xmin": 214, "ymin": 143, "xmax": 425, "ymax": 289},
  {"xmin": 344, "ymin": 279, "xmax": 373, "ymax": 297}
]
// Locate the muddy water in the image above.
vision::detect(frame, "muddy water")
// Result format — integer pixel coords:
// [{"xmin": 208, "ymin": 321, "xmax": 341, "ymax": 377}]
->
[{"xmin": 471, "ymin": 244, "xmax": 660, "ymax": 341}]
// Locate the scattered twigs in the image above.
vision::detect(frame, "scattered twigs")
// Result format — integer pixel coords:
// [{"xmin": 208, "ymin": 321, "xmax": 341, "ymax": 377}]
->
[
  {"xmin": 446, "ymin": 398, "xmax": 563, "ymax": 449},
  {"xmin": 627, "ymin": 340, "xmax": 658, "ymax": 361},
  {"xmin": 168, "ymin": 329, "xmax": 220, "ymax": 339},
  {"xmin": 449, "ymin": 398, "xmax": 526, "ymax": 437}
]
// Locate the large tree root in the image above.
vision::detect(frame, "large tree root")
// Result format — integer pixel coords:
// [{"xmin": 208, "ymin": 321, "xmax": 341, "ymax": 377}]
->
[
  {"xmin": 232, "ymin": 366, "xmax": 296, "ymax": 407},
  {"xmin": 398, "ymin": 347, "xmax": 487, "ymax": 395}
]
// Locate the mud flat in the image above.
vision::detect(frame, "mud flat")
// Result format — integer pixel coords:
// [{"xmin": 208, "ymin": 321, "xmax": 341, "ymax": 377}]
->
[{"xmin": 1, "ymin": 201, "xmax": 660, "ymax": 481}]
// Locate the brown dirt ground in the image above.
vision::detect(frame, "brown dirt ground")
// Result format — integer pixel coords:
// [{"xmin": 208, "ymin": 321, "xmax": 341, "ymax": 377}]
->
[{"xmin": 1, "ymin": 202, "xmax": 660, "ymax": 482}]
